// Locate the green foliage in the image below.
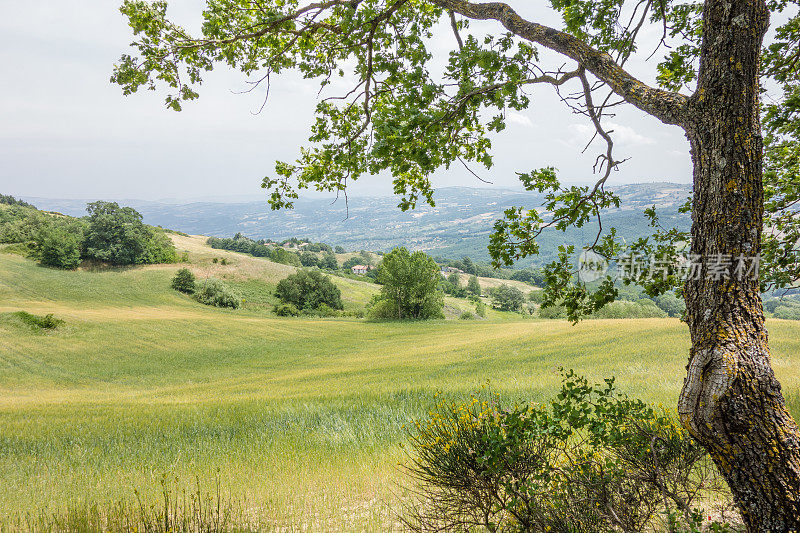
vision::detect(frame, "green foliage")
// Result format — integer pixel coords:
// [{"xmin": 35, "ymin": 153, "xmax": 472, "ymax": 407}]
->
[
  {"xmin": 13, "ymin": 311, "xmax": 65, "ymax": 330},
  {"xmin": 334, "ymin": 246, "xmax": 346, "ymax": 254},
  {"xmin": 593, "ymin": 299, "xmax": 668, "ymax": 319},
  {"xmin": 0, "ymin": 205, "xmax": 54, "ymax": 245},
  {"xmin": 35, "ymin": 222, "xmax": 83, "ymax": 270},
  {"xmin": 474, "ymin": 299, "xmax": 486, "ymax": 318},
  {"xmin": 774, "ymin": 304, "xmax": 800, "ymax": 320},
  {"xmin": 171, "ymin": 268, "xmax": 196, "ymax": 294},
  {"xmin": 528, "ymin": 289, "xmax": 545, "ymax": 304},
  {"xmin": 489, "ymin": 284, "xmax": 525, "ymax": 312},
  {"xmin": 0, "ymin": 194, "xmax": 35, "ymax": 208},
  {"xmin": 83, "ymin": 201, "xmax": 176, "ymax": 265},
  {"xmin": 274, "ymin": 303, "xmax": 300, "ymax": 316},
  {"xmin": 509, "ymin": 268, "xmax": 544, "ymax": 286},
  {"xmin": 275, "ymin": 269, "xmax": 343, "ymax": 311},
  {"xmin": 459, "ymin": 311, "xmax": 474, "ymax": 320},
  {"xmin": 441, "ymin": 271, "xmax": 467, "ymax": 297},
  {"xmin": 404, "ymin": 372, "xmax": 727, "ymax": 532},
  {"xmin": 466, "ymin": 275, "xmax": 481, "ymax": 296},
  {"xmin": 319, "ymin": 252, "xmax": 338, "ymax": 270},
  {"xmin": 307, "ymin": 303, "xmax": 340, "ymax": 318},
  {"xmin": 654, "ymin": 292, "xmax": 686, "ymax": 318},
  {"xmin": 193, "ymin": 279, "xmax": 241, "ymax": 308},
  {"xmin": 537, "ymin": 303, "xmax": 567, "ymax": 319},
  {"xmin": 299, "ymin": 251, "xmax": 319, "ymax": 267},
  {"xmin": 372, "ymin": 247, "xmax": 443, "ymax": 320}
]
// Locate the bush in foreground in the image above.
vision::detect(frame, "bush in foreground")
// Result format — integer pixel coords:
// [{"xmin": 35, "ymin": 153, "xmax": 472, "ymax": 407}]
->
[
  {"xmin": 404, "ymin": 371, "xmax": 733, "ymax": 532},
  {"xmin": 171, "ymin": 268, "xmax": 196, "ymax": 294},
  {"xmin": 193, "ymin": 279, "xmax": 240, "ymax": 309}
]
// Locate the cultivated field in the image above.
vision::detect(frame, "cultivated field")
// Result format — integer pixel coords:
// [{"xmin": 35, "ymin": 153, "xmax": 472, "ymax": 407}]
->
[{"xmin": 2, "ymin": 245, "xmax": 799, "ymax": 530}]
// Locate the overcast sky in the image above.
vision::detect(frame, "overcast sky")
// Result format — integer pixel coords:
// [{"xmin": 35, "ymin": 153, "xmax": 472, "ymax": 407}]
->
[{"xmin": 0, "ymin": 1, "xmax": 693, "ymax": 203}]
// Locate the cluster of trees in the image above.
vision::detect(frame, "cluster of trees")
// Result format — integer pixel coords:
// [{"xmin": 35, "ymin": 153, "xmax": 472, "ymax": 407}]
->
[
  {"xmin": 0, "ymin": 197, "xmax": 176, "ymax": 269},
  {"xmin": 206, "ymin": 235, "xmax": 302, "ymax": 266},
  {"xmin": 441, "ymin": 272, "xmax": 482, "ymax": 299},
  {"xmin": 0, "ymin": 194, "xmax": 34, "ymax": 208},
  {"xmin": 764, "ymin": 295, "xmax": 800, "ymax": 320},
  {"xmin": 207, "ymin": 235, "xmax": 345, "ymax": 270},
  {"xmin": 433, "ymin": 255, "xmax": 544, "ymax": 285}
]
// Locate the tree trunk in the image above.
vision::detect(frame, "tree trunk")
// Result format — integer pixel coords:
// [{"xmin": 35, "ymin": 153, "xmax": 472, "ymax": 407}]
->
[{"xmin": 679, "ymin": 0, "xmax": 800, "ymax": 529}]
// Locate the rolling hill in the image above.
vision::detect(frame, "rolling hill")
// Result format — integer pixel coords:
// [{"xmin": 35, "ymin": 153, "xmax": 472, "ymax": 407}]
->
[{"xmin": 24, "ymin": 182, "xmax": 692, "ymax": 267}]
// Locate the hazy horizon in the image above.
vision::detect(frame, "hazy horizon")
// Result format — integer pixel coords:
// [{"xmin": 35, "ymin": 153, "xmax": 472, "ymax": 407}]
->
[{"xmin": 1, "ymin": 3, "xmax": 692, "ymax": 202}]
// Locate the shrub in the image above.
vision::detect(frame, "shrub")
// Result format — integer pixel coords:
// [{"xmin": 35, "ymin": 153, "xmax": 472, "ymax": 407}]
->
[
  {"xmin": 274, "ymin": 303, "xmax": 300, "ymax": 316},
  {"xmin": 404, "ymin": 371, "xmax": 729, "ymax": 532},
  {"xmin": 366, "ymin": 297, "xmax": 398, "ymax": 320},
  {"xmin": 14, "ymin": 311, "xmax": 64, "ymax": 329},
  {"xmin": 459, "ymin": 311, "xmax": 474, "ymax": 320},
  {"xmin": 36, "ymin": 223, "xmax": 82, "ymax": 269},
  {"xmin": 308, "ymin": 303, "xmax": 339, "ymax": 317},
  {"xmin": 171, "ymin": 268, "xmax": 196, "ymax": 294},
  {"xmin": 193, "ymin": 279, "xmax": 240, "ymax": 309},
  {"xmin": 275, "ymin": 269, "xmax": 343, "ymax": 311},
  {"xmin": 474, "ymin": 299, "xmax": 486, "ymax": 318},
  {"xmin": 489, "ymin": 284, "xmax": 525, "ymax": 311}
]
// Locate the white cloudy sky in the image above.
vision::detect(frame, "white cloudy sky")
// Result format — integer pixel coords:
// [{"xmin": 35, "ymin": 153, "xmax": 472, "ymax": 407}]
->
[{"xmin": 0, "ymin": 1, "xmax": 693, "ymax": 202}]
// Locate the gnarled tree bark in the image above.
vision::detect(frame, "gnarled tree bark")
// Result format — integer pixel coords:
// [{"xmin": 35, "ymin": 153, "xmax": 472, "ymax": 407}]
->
[{"xmin": 678, "ymin": 0, "xmax": 800, "ymax": 529}]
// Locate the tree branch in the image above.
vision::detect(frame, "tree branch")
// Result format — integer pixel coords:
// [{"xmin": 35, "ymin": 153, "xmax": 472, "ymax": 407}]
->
[{"xmin": 427, "ymin": 0, "xmax": 688, "ymax": 125}]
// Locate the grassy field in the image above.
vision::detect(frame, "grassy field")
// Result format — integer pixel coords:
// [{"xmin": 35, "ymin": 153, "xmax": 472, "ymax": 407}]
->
[{"xmin": 2, "ymin": 246, "xmax": 800, "ymax": 530}]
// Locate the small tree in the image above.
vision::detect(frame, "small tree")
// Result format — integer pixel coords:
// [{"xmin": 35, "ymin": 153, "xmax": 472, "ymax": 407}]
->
[
  {"xmin": 171, "ymin": 268, "xmax": 196, "ymax": 294},
  {"xmin": 275, "ymin": 269, "xmax": 343, "ymax": 311},
  {"xmin": 466, "ymin": 275, "xmax": 481, "ymax": 296},
  {"xmin": 373, "ymin": 247, "xmax": 443, "ymax": 319},
  {"xmin": 490, "ymin": 284, "xmax": 525, "ymax": 312}
]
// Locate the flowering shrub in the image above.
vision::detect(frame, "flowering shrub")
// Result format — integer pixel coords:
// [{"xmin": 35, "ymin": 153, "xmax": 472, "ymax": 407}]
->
[{"xmin": 403, "ymin": 371, "xmax": 734, "ymax": 532}]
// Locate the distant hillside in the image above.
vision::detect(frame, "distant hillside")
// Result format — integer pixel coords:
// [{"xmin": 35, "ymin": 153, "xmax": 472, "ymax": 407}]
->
[{"xmin": 25, "ymin": 183, "xmax": 691, "ymax": 267}]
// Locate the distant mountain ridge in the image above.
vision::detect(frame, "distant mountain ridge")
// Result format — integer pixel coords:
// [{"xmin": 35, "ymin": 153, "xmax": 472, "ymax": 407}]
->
[{"xmin": 24, "ymin": 182, "xmax": 691, "ymax": 267}]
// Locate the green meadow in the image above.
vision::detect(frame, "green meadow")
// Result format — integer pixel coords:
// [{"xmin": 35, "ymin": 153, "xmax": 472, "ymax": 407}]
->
[{"xmin": 2, "ymin": 244, "xmax": 800, "ymax": 530}]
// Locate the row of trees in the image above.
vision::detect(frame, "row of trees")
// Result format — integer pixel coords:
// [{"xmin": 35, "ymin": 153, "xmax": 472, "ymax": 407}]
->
[{"xmin": 0, "ymin": 198, "xmax": 176, "ymax": 268}]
